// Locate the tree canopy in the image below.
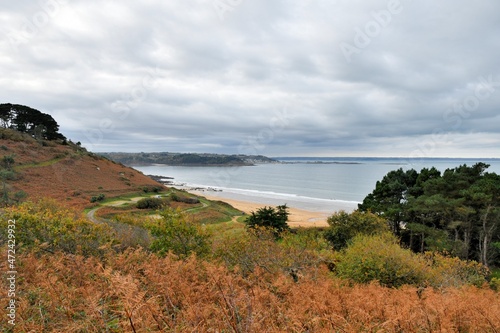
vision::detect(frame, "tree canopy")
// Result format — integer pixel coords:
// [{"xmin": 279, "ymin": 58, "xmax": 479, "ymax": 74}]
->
[
  {"xmin": 0, "ymin": 103, "xmax": 66, "ymax": 141},
  {"xmin": 359, "ymin": 163, "xmax": 500, "ymax": 267},
  {"xmin": 324, "ymin": 210, "xmax": 389, "ymax": 250},
  {"xmin": 246, "ymin": 204, "xmax": 290, "ymax": 237}
]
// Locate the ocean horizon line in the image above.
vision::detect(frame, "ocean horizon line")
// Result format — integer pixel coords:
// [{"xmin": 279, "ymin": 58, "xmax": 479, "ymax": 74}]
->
[{"xmin": 273, "ymin": 156, "xmax": 500, "ymax": 160}]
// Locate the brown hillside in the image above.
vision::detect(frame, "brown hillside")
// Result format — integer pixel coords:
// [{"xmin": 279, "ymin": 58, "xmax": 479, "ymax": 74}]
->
[{"xmin": 1, "ymin": 128, "xmax": 163, "ymax": 208}]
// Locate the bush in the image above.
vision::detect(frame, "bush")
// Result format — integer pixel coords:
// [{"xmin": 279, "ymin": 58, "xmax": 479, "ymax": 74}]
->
[
  {"xmin": 0, "ymin": 170, "xmax": 16, "ymax": 181},
  {"xmin": 324, "ymin": 210, "xmax": 389, "ymax": 250},
  {"xmin": 146, "ymin": 208, "xmax": 211, "ymax": 259},
  {"xmin": 13, "ymin": 190, "xmax": 27, "ymax": 202},
  {"xmin": 170, "ymin": 192, "xmax": 200, "ymax": 204},
  {"xmin": 2, "ymin": 154, "xmax": 15, "ymax": 170},
  {"xmin": 90, "ymin": 193, "xmax": 106, "ymax": 203},
  {"xmin": 136, "ymin": 197, "xmax": 167, "ymax": 209},
  {"xmin": 336, "ymin": 233, "xmax": 428, "ymax": 287},
  {"xmin": 213, "ymin": 227, "xmax": 334, "ymax": 279},
  {"xmin": 335, "ymin": 233, "xmax": 489, "ymax": 288},
  {"xmin": 491, "ymin": 277, "xmax": 500, "ymax": 291},
  {"xmin": 141, "ymin": 186, "xmax": 163, "ymax": 193},
  {"xmin": 422, "ymin": 252, "xmax": 488, "ymax": 288},
  {"xmin": 0, "ymin": 199, "xmax": 113, "ymax": 256}
]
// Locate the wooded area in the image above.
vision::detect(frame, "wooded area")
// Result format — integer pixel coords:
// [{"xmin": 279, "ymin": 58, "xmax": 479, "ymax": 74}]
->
[
  {"xmin": 359, "ymin": 163, "xmax": 500, "ymax": 267},
  {"xmin": 0, "ymin": 103, "xmax": 65, "ymax": 141}
]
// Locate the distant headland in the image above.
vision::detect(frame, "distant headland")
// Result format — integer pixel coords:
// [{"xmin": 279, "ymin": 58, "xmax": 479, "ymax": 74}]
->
[{"xmin": 99, "ymin": 152, "xmax": 278, "ymax": 166}]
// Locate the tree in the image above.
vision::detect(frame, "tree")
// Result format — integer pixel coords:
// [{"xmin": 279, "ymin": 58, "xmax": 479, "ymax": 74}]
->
[
  {"xmin": 406, "ymin": 193, "xmax": 462, "ymax": 254},
  {"xmin": 360, "ymin": 163, "xmax": 500, "ymax": 267},
  {"xmin": 0, "ymin": 104, "xmax": 13, "ymax": 128},
  {"xmin": 324, "ymin": 210, "xmax": 389, "ymax": 250},
  {"xmin": 412, "ymin": 163, "xmax": 498, "ymax": 265},
  {"xmin": 0, "ymin": 103, "xmax": 66, "ymax": 141},
  {"xmin": 246, "ymin": 204, "xmax": 290, "ymax": 237},
  {"xmin": 464, "ymin": 172, "xmax": 500, "ymax": 267},
  {"xmin": 358, "ymin": 168, "xmax": 418, "ymax": 235}
]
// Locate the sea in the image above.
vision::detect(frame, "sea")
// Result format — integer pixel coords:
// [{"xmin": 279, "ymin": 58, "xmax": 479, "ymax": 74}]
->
[{"xmin": 134, "ymin": 157, "xmax": 500, "ymax": 214}]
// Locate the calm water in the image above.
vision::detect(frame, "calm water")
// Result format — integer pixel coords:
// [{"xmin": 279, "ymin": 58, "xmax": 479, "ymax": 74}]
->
[{"xmin": 135, "ymin": 158, "xmax": 500, "ymax": 213}]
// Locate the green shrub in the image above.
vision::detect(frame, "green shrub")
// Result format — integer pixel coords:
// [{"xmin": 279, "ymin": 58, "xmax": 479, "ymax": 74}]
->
[
  {"xmin": 170, "ymin": 192, "xmax": 200, "ymax": 204},
  {"xmin": 146, "ymin": 208, "xmax": 211, "ymax": 259},
  {"xmin": 213, "ymin": 227, "xmax": 335, "ymax": 279},
  {"xmin": 490, "ymin": 277, "xmax": 500, "ymax": 291},
  {"xmin": 136, "ymin": 197, "xmax": 167, "ymax": 209},
  {"xmin": 336, "ymin": 233, "xmax": 428, "ymax": 287},
  {"xmin": 13, "ymin": 190, "xmax": 27, "ymax": 202},
  {"xmin": 336, "ymin": 233, "xmax": 489, "ymax": 288},
  {"xmin": 324, "ymin": 210, "xmax": 389, "ymax": 250},
  {"xmin": 0, "ymin": 170, "xmax": 16, "ymax": 181},
  {"xmin": 422, "ymin": 252, "xmax": 488, "ymax": 288},
  {"xmin": 142, "ymin": 186, "xmax": 163, "ymax": 193},
  {"xmin": 90, "ymin": 193, "xmax": 105, "ymax": 203},
  {"xmin": 0, "ymin": 199, "xmax": 113, "ymax": 256}
]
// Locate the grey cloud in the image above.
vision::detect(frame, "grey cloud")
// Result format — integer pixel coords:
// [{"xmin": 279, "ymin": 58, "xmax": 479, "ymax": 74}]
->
[{"xmin": 1, "ymin": 0, "xmax": 499, "ymax": 157}]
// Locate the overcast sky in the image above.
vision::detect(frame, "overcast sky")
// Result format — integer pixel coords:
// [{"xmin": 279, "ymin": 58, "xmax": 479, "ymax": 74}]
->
[{"xmin": 1, "ymin": 0, "xmax": 500, "ymax": 157}]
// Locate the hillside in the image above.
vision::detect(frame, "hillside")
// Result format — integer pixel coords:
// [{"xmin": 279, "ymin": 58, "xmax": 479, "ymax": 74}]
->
[
  {"xmin": 0, "ymin": 128, "xmax": 163, "ymax": 208},
  {"xmin": 2, "ymin": 129, "xmax": 500, "ymax": 332},
  {"xmin": 100, "ymin": 152, "xmax": 277, "ymax": 166}
]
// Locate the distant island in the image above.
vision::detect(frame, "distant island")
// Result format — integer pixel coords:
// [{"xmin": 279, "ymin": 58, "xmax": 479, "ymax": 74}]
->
[{"xmin": 99, "ymin": 152, "xmax": 277, "ymax": 166}]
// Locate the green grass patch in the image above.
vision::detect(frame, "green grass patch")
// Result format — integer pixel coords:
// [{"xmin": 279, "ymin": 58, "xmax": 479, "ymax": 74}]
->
[
  {"xmin": 185, "ymin": 198, "xmax": 244, "ymax": 224},
  {"xmin": 236, "ymin": 215, "xmax": 248, "ymax": 223},
  {"xmin": 205, "ymin": 220, "xmax": 246, "ymax": 241},
  {"xmin": 84, "ymin": 189, "xmax": 243, "ymax": 225},
  {"xmin": 14, "ymin": 156, "xmax": 66, "ymax": 171}
]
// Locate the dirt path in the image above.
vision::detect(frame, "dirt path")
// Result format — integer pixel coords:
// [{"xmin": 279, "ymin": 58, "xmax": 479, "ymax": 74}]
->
[{"xmin": 86, "ymin": 207, "xmax": 103, "ymax": 224}]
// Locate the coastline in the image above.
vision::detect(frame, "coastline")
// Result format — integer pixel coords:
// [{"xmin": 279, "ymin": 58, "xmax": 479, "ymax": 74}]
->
[{"xmin": 188, "ymin": 190, "xmax": 357, "ymax": 228}]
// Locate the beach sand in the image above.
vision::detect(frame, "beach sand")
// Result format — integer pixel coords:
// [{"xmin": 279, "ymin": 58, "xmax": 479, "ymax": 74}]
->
[{"xmin": 190, "ymin": 191, "xmax": 332, "ymax": 228}]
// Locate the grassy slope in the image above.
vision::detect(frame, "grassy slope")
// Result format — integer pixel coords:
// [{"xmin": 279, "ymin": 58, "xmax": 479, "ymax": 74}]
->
[
  {"xmin": 93, "ymin": 189, "xmax": 245, "ymax": 226},
  {"xmin": 1, "ymin": 128, "xmax": 245, "ymax": 224},
  {"xmin": 1, "ymin": 129, "xmax": 163, "ymax": 209}
]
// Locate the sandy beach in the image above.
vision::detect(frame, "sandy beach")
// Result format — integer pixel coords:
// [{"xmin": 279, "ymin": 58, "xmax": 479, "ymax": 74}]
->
[{"xmin": 190, "ymin": 191, "xmax": 333, "ymax": 228}]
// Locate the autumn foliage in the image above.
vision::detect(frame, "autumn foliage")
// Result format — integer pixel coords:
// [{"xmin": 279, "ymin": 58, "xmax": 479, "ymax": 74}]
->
[
  {"xmin": 1, "ymin": 199, "xmax": 499, "ymax": 332},
  {"xmin": 0, "ymin": 249, "xmax": 499, "ymax": 332},
  {"xmin": 0, "ymin": 199, "xmax": 113, "ymax": 256}
]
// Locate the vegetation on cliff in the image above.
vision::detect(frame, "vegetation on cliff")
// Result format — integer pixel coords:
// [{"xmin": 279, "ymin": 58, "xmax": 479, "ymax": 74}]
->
[
  {"xmin": 0, "ymin": 127, "xmax": 163, "ymax": 208},
  {"xmin": 100, "ymin": 152, "xmax": 277, "ymax": 166},
  {"xmin": 0, "ymin": 103, "xmax": 66, "ymax": 141}
]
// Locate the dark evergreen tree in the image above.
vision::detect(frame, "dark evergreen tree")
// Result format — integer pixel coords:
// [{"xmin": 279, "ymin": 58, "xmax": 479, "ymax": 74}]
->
[
  {"xmin": 246, "ymin": 204, "xmax": 290, "ymax": 237},
  {"xmin": 0, "ymin": 103, "xmax": 65, "ymax": 141},
  {"xmin": 360, "ymin": 163, "xmax": 500, "ymax": 267},
  {"xmin": 358, "ymin": 168, "xmax": 418, "ymax": 235}
]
